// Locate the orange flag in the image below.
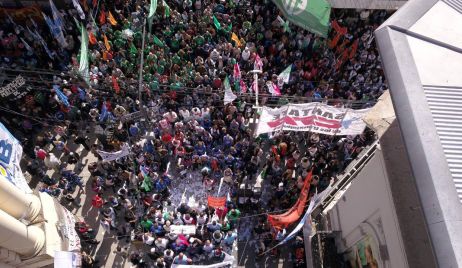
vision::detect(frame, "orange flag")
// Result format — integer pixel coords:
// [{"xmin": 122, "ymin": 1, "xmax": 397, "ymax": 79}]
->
[
  {"xmin": 267, "ymin": 171, "xmax": 313, "ymax": 230},
  {"xmin": 89, "ymin": 32, "xmax": 97, "ymax": 45},
  {"xmin": 231, "ymin": 32, "xmax": 242, "ymax": 47},
  {"xmin": 112, "ymin": 76, "xmax": 120, "ymax": 94},
  {"xmin": 103, "ymin": 34, "xmax": 110, "ymax": 51},
  {"xmin": 99, "ymin": 10, "xmax": 106, "ymax": 25},
  {"xmin": 108, "ymin": 11, "xmax": 118, "ymax": 26}
]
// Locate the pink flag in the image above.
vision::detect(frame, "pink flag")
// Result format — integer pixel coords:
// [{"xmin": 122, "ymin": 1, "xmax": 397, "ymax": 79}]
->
[
  {"xmin": 240, "ymin": 80, "xmax": 247, "ymax": 93},
  {"xmin": 233, "ymin": 63, "xmax": 241, "ymax": 80},
  {"xmin": 266, "ymin": 81, "xmax": 281, "ymax": 96},
  {"xmin": 254, "ymin": 54, "xmax": 263, "ymax": 71},
  {"xmin": 251, "ymin": 80, "xmax": 258, "ymax": 92}
]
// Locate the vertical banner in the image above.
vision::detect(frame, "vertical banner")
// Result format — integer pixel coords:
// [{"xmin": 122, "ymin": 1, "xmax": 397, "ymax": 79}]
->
[
  {"xmin": 256, "ymin": 103, "xmax": 370, "ymax": 136},
  {"xmin": 0, "ymin": 123, "xmax": 32, "ymax": 193}
]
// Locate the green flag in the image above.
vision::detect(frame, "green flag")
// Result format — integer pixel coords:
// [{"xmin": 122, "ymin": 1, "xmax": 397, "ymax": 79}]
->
[
  {"xmin": 153, "ymin": 35, "xmax": 164, "ymax": 47},
  {"xmin": 78, "ymin": 25, "xmax": 89, "ymax": 84},
  {"xmin": 271, "ymin": 0, "xmax": 331, "ymax": 37},
  {"xmin": 164, "ymin": 0, "xmax": 171, "ymax": 17},
  {"xmin": 213, "ymin": 15, "xmax": 221, "ymax": 30},
  {"xmin": 130, "ymin": 43, "xmax": 137, "ymax": 54},
  {"xmin": 148, "ymin": 0, "xmax": 157, "ymax": 33}
]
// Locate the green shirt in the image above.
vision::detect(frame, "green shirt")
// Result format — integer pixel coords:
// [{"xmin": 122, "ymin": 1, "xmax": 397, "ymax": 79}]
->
[{"xmin": 140, "ymin": 219, "xmax": 153, "ymax": 231}]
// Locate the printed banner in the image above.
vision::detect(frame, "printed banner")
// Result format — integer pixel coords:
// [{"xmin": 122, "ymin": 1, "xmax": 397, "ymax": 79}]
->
[
  {"xmin": 0, "ymin": 123, "xmax": 32, "ymax": 193},
  {"xmin": 56, "ymin": 202, "xmax": 81, "ymax": 251},
  {"xmin": 54, "ymin": 251, "xmax": 81, "ymax": 268},
  {"xmin": 121, "ymin": 111, "xmax": 144, "ymax": 122},
  {"xmin": 0, "ymin": 75, "xmax": 31, "ymax": 100},
  {"xmin": 256, "ymin": 103, "xmax": 370, "ymax": 136},
  {"xmin": 97, "ymin": 143, "xmax": 130, "ymax": 161},
  {"xmin": 170, "ymin": 225, "xmax": 196, "ymax": 235},
  {"xmin": 207, "ymin": 196, "xmax": 226, "ymax": 208}
]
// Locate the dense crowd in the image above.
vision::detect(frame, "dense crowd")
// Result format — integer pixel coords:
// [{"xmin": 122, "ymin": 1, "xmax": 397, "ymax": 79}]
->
[{"xmin": 0, "ymin": 0, "xmax": 388, "ymax": 267}]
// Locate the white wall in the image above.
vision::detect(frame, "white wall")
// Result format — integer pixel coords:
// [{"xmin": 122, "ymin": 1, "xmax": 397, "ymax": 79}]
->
[{"xmin": 329, "ymin": 148, "xmax": 408, "ymax": 268}]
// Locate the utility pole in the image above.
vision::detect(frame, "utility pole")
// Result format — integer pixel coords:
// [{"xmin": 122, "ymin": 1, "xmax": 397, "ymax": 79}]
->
[
  {"xmin": 250, "ymin": 69, "xmax": 262, "ymax": 138},
  {"xmin": 138, "ymin": 18, "xmax": 147, "ymax": 111}
]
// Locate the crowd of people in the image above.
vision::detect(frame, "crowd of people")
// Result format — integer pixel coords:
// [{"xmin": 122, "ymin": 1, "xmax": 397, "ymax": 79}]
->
[{"xmin": 0, "ymin": 0, "xmax": 389, "ymax": 267}]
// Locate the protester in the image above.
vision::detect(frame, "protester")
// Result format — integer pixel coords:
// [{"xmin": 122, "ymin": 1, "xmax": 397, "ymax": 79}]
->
[{"xmin": 0, "ymin": 0, "xmax": 387, "ymax": 267}]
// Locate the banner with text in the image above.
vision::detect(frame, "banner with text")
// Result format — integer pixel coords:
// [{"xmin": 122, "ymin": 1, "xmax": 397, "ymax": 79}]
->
[
  {"xmin": 0, "ymin": 123, "xmax": 32, "ymax": 193},
  {"xmin": 97, "ymin": 143, "xmax": 130, "ymax": 161},
  {"xmin": 256, "ymin": 103, "xmax": 369, "ymax": 136}
]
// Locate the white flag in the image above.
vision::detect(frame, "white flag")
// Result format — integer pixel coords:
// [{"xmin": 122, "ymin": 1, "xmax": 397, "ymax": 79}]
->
[
  {"xmin": 277, "ymin": 65, "xmax": 291, "ymax": 87},
  {"xmin": 72, "ymin": 0, "xmax": 86, "ymax": 20},
  {"xmin": 223, "ymin": 77, "xmax": 237, "ymax": 105}
]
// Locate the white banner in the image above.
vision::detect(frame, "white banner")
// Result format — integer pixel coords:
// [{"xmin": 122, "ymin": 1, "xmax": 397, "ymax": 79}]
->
[
  {"xmin": 97, "ymin": 143, "xmax": 130, "ymax": 161},
  {"xmin": 59, "ymin": 205, "xmax": 81, "ymax": 251},
  {"xmin": 172, "ymin": 252, "xmax": 234, "ymax": 268},
  {"xmin": 256, "ymin": 103, "xmax": 370, "ymax": 136},
  {"xmin": 0, "ymin": 123, "xmax": 32, "ymax": 193},
  {"xmin": 170, "ymin": 225, "xmax": 197, "ymax": 235},
  {"xmin": 54, "ymin": 251, "xmax": 81, "ymax": 268}
]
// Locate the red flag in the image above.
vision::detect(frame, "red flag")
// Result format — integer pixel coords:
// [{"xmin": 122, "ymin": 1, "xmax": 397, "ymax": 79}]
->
[
  {"xmin": 93, "ymin": 0, "xmax": 97, "ymax": 8},
  {"xmin": 112, "ymin": 76, "xmax": 120, "ymax": 94},
  {"xmin": 332, "ymin": 20, "xmax": 347, "ymax": 35},
  {"xmin": 89, "ymin": 32, "xmax": 97, "ymax": 45},
  {"xmin": 349, "ymin": 39, "xmax": 359, "ymax": 59},
  {"xmin": 99, "ymin": 10, "xmax": 106, "ymax": 25},
  {"xmin": 328, "ymin": 33, "xmax": 342, "ymax": 49},
  {"xmin": 267, "ymin": 171, "xmax": 313, "ymax": 230}
]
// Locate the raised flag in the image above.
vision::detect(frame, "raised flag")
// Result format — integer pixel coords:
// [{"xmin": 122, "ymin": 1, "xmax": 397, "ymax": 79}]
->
[
  {"xmin": 271, "ymin": 0, "xmax": 331, "ymax": 37},
  {"xmin": 89, "ymin": 31, "xmax": 97, "ymax": 45},
  {"xmin": 108, "ymin": 11, "xmax": 118, "ymax": 26},
  {"xmin": 153, "ymin": 35, "xmax": 164, "ymax": 47},
  {"xmin": 53, "ymin": 85, "xmax": 70, "ymax": 107},
  {"xmin": 268, "ymin": 171, "xmax": 313, "ymax": 230},
  {"xmin": 36, "ymin": 30, "xmax": 54, "ymax": 59},
  {"xmin": 103, "ymin": 34, "xmax": 110, "ymax": 51},
  {"xmin": 99, "ymin": 101, "xmax": 108, "ymax": 122},
  {"xmin": 43, "ymin": 12, "xmax": 67, "ymax": 47},
  {"xmin": 266, "ymin": 81, "xmax": 281, "ymax": 96},
  {"xmin": 163, "ymin": 0, "xmax": 171, "ymax": 17},
  {"xmin": 148, "ymin": 0, "xmax": 157, "ymax": 33},
  {"xmin": 78, "ymin": 25, "xmax": 90, "ymax": 83},
  {"xmin": 233, "ymin": 63, "xmax": 241, "ymax": 80},
  {"xmin": 231, "ymin": 32, "xmax": 242, "ymax": 47},
  {"xmin": 50, "ymin": 0, "xmax": 65, "ymax": 31},
  {"xmin": 20, "ymin": 38, "xmax": 32, "ymax": 52},
  {"xmin": 224, "ymin": 77, "xmax": 237, "ymax": 105},
  {"xmin": 112, "ymin": 76, "xmax": 120, "ymax": 94},
  {"xmin": 349, "ymin": 39, "xmax": 359, "ymax": 59},
  {"xmin": 254, "ymin": 54, "xmax": 263, "ymax": 71},
  {"xmin": 213, "ymin": 15, "xmax": 221, "ymax": 30},
  {"xmin": 251, "ymin": 80, "xmax": 258, "ymax": 92},
  {"xmin": 72, "ymin": 0, "xmax": 86, "ymax": 20},
  {"xmin": 239, "ymin": 80, "xmax": 247, "ymax": 93},
  {"xmin": 277, "ymin": 65, "xmax": 291, "ymax": 87},
  {"xmin": 99, "ymin": 10, "xmax": 106, "ymax": 25},
  {"xmin": 276, "ymin": 16, "xmax": 291, "ymax": 33}
]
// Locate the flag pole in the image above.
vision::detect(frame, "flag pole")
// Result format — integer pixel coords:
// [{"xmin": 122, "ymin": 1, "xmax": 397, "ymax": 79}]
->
[{"xmin": 138, "ymin": 18, "xmax": 147, "ymax": 111}]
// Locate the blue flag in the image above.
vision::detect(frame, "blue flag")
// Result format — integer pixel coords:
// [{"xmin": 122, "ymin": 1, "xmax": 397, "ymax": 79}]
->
[
  {"xmin": 99, "ymin": 102, "xmax": 108, "ymax": 122},
  {"xmin": 77, "ymin": 87, "xmax": 86, "ymax": 100},
  {"xmin": 53, "ymin": 85, "xmax": 70, "ymax": 107}
]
